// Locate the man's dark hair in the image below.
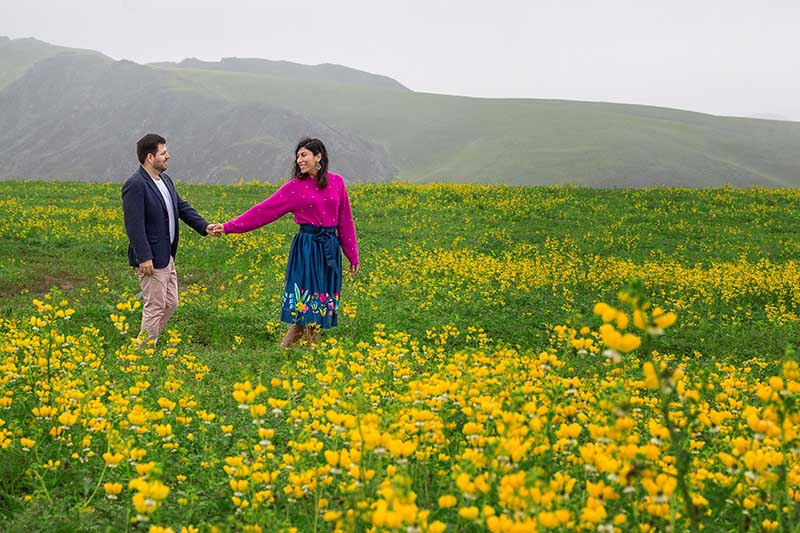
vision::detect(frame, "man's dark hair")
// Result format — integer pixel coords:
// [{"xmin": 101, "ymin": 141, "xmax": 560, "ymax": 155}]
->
[{"xmin": 137, "ymin": 134, "xmax": 166, "ymax": 165}]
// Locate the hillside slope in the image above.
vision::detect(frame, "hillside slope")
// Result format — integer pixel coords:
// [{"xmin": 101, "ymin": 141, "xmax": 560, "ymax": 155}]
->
[
  {"xmin": 0, "ymin": 36, "xmax": 106, "ymax": 89},
  {"xmin": 168, "ymin": 67, "xmax": 800, "ymax": 186},
  {"xmin": 0, "ymin": 55, "xmax": 395, "ymax": 182},
  {"xmin": 1, "ymin": 36, "xmax": 799, "ymax": 186},
  {"xmin": 152, "ymin": 57, "xmax": 409, "ymax": 92}
]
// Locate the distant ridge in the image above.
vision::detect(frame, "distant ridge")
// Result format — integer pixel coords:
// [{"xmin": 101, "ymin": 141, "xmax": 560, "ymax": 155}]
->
[
  {"xmin": 0, "ymin": 36, "xmax": 107, "ymax": 89},
  {"xmin": 1, "ymin": 35, "xmax": 800, "ymax": 186},
  {"xmin": 748, "ymin": 113, "xmax": 795, "ymax": 122},
  {"xmin": 151, "ymin": 57, "xmax": 410, "ymax": 92}
]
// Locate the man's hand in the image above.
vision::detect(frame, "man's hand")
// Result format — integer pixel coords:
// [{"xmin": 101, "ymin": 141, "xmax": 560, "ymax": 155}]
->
[
  {"xmin": 206, "ymin": 223, "xmax": 224, "ymax": 237},
  {"xmin": 138, "ymin": 259, "xmax": 154, "ymax": 276}
]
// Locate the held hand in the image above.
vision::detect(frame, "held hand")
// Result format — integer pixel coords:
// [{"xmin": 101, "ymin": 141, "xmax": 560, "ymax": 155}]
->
[
  {"xmin": 349, "ymin": 263, "xmax": 360, "ymax": 275},
  {"xmin": 138, "ymin": 259, "xmax": 154, "ymax": 276},
  {"xmin": 206, "ymin": 223, "xmax": 225, "ymax": 237}
]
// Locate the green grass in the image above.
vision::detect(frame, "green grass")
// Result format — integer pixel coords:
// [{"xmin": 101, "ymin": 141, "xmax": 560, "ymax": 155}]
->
[
  {"xmin": 1, "ymin": 181, "xmax": 799, "ymax": 531},
  {"xmin": 1, "ymin": 181, "xmax": 797, "ymax": 357}
]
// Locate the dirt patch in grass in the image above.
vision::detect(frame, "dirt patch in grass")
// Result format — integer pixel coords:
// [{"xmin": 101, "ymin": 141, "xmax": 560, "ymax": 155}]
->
[
  {"xmin": 0, "ymin": 269, "xmax": 85, "ymax": 298},
  {"xmin": 0, "ymin": 241, "xmax": 105, "ymax": 298}
]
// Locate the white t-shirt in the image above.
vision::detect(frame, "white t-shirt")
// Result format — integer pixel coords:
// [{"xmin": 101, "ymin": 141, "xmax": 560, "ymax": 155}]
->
[{"xmin": 152, "ymin": 177, "xmax": 176, "ymax": 244}]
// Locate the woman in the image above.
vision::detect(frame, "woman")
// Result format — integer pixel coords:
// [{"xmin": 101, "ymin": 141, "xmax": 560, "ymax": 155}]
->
[{"xmin": 213, "ymin": 138, "xmax": 359, "ymax": 348}]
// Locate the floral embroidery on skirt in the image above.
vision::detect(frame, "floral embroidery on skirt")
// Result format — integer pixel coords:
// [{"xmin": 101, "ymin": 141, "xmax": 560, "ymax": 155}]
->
[{"xmin": 280, "ymin": 225, "xmax": 342, "ymax": 329}]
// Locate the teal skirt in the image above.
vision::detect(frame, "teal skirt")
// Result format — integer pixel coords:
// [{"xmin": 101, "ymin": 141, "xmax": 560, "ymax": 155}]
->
[{"xmin": 280, "ymin": 224, "xmax": 341, "ymax": 329}]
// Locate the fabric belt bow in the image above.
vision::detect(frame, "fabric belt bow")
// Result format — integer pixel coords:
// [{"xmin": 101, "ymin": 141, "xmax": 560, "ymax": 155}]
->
[{"xmin": 302, "ymin": 225, "xmax": 338, "ymax": 271}]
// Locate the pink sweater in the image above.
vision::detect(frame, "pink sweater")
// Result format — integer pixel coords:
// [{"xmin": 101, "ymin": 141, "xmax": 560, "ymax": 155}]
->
[{"xmin": 223, "ymin": 172, "xmax": 359, "ymax": 265}]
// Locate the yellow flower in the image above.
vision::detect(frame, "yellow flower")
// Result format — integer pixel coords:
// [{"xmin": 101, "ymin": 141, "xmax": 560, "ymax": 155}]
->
[
  {"xmin": 458, "ymin": 506, "xmax": 479, "ymax": 520},
  {"xmin": 556, "ymin": 422, "xmax": 582, "ymax": 439},
  {"xmin": 438, "ymin": 494, "xmax": 457, "ymax": 508},
  {"xmin": 130, "ymin": 448, "xmax": 147, "ymax": 461},
  {"xmin": 599, "ymin": 324, "xmax": 641, "ymax": 353},
  {"xmin": 593, "ymin": 302, "xmax": 617, "ymax": 323},
  {"xmin": 428, "ymin": 521, "xmax": 447, "ymax": 533},
  {"xmin": 136, "ymin": 462, "xmax": 157, "ymax": 476},
  {"xmin": 103, "ymin": 451, "xmax": 125, "ymax": 468},
  {"xmin": 642, "ymin": 473, "xmax": 677, "ymax": 498},
  {"xmin": 571, "ymin": 337, "xmax": 594, "ymax": 350},
  {"xmin": 633, "ymin": 309, "xmax": 647, "ymax": 330},
  {"xmin": 619, "ymin": 333, "xmax": 641, "ymax": 352},
  {"xmin": 652, "ymin": 307, "xmax": 677, "ymax": 329},
  {"xmin": 58, "ymin": 411, "xmax": 78, "ymax": 427},
  {"xmin": 103, "ymin": 482, "xmax": 123, "ymax": 498},
  {"xmin": 580, "ymin": 497, "xmax": 607, "ymax": 523},
  {"xmin": 643, "ymin": 362, "xmax": 660, "ymax": 389},
  {"xmin": 229, "ymin": 479, "xmax": 249, "ymax": 493},
  {"xmin": 131, "ymin": 480, "xmax": 170, "ymax": 514}
]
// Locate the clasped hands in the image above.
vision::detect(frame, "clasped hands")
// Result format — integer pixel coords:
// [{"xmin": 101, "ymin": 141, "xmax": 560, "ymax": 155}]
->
[{"xmin": 206, "ymin": 223, "xmax": 225, "ymax": 237}]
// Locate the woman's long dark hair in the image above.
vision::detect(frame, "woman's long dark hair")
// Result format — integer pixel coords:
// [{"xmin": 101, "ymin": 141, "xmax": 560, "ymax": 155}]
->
[{"xmin": 291, "ymin": 137, "xmax": 329, "ymax": 189}]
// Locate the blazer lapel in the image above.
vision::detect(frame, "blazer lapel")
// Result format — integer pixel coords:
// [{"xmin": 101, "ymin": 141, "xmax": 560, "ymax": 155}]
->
[{"xmin": 139, "ymin": 166, "xmax": 168, "ymax": 214}]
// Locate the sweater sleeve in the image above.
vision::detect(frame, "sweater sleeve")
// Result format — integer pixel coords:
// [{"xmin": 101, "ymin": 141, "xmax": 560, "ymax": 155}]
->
[
  {"xmin": 337, "ymin": 180, "xmax": 359, "ymax": 265},
  {"xmin": 223, "ymin": 181, "xmax": 295, "ymax": 234}
]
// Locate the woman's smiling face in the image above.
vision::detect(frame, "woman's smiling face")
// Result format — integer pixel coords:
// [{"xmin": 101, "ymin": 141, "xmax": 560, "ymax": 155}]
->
[{"xmin": 296, "ymin": 147, "xmax": 320, "ymax": 176}]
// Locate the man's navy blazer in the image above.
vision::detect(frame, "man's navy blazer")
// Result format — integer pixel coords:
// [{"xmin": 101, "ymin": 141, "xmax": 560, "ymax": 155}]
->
[{"xmin": 122, "ymin": 166, "xmax": 209, "ymax": 269}]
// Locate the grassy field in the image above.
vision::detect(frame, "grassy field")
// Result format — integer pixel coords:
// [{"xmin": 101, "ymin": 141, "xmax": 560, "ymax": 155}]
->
[{"xmin": 0, "ymin": 181, "xmax": 799, "ymax": 532}]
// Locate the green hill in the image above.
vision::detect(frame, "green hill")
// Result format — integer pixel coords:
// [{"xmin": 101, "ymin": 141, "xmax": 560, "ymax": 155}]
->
[
  {"xmin": 0, "ymin": 54, "xmax": 395, "ymax": 182},
  {"xmin": 166, "ymin": 66, "xmax": 800, "ymax": 186},
  {"xmin": 1, "ymin": 35, "xmax": 799, "ymax": 185},
  {"xmin": 152, "ymin": 56, "xmax": 410, "ymax": 92},
  {"xmin": 0, "ymin": 36, "xmax": 106, "ymax": 89}
]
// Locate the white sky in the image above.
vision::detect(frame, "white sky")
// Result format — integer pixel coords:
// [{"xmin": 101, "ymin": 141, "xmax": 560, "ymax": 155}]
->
[{"xmin": 2, "ymin": 0, "xmax": 799, "ymax": 120}]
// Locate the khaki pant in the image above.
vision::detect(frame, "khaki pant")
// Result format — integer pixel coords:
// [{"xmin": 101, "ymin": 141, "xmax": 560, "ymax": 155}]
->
[{"xmin": 137, "ymin": 257, "xmax": 178, "ymax": 343}]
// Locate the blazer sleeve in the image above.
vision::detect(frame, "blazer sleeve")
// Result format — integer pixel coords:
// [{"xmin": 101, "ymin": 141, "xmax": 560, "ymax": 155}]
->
[{"xmin": 122, "ymin": 178, "xmax": 153, "ymax": 264}]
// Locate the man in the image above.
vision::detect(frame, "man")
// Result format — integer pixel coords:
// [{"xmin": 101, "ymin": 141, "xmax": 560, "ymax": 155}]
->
[{"xmin": 122, "ymin": 133, "xmax": 220, "ymax": 343}]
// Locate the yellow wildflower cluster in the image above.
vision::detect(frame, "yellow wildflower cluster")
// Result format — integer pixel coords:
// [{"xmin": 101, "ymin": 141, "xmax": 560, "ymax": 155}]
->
[{"xmin": 1, "ymin": 290, "xmax": 799, "ymax": 530}]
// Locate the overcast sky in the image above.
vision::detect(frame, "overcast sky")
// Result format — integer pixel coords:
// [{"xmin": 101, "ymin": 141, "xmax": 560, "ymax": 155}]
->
[{"xmin": 3, "ymin": 0, "xmax": 798, "ymax": 120}]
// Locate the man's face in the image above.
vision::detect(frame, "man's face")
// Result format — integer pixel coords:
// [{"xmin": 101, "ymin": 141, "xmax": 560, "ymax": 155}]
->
[{"xmin": 150, "ymin": 144, "xmax": 169, "ymax": 172}]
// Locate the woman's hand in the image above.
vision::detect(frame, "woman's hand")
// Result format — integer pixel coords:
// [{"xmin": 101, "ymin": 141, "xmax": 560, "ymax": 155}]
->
[
  {"xmin": 206, "ymin": 223, "xmax": 225, "ymax": 237},
  {"xmin": 349, "ymin": 263, "xmax": 360, "ymax": 274}
]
